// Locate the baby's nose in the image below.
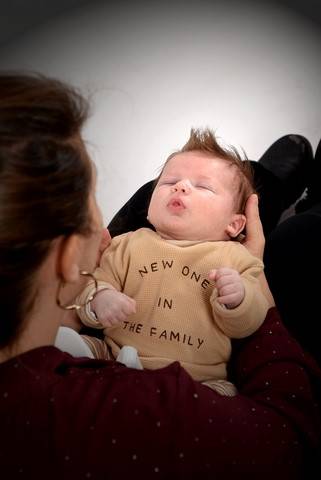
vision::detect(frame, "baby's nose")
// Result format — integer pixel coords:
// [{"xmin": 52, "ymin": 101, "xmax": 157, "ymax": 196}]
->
[{"xmin": 172, "ymin": 179, "xmax": 191, "ymax": 194}]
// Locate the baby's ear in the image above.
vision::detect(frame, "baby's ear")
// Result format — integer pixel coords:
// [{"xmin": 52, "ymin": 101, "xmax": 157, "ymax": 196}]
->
[{"xmin": 226, "ymin": 214, "xmax": 246, "ymax": 238}]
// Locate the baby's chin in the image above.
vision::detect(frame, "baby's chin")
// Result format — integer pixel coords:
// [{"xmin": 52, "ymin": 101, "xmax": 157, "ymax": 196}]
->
[
  {"xmin": 152, "ymin": 218, "xmax": 228, "ymax": 242},
  {"xmin": 155, "ymin": 228, "xmax": 210, "ymax": 242},
  {"xmin": 155, "ymin": 226, "xmax": 229, "ymax": 242},
  {"xmin": 153, "ymin": 225, "xmax": 186, "ymax": 241}
]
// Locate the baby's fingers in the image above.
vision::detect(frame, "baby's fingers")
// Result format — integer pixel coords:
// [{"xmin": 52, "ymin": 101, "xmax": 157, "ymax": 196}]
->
[
  {"xmin": 208, "ymin": 269, "xmax": 217, "ymax": 280},
  {"xmin": 217, "ymin": 292, "xmax": 242, "ymax": 306}
]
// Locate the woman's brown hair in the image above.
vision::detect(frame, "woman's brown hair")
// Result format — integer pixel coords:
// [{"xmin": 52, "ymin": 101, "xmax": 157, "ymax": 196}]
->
[{"xmin": 0, "ymin": 72, "xmax": 92, "ymax": 347}]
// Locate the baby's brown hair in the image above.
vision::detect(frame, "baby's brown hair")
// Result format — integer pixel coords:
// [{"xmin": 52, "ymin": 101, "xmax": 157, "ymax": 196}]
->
[{"xmin": 158, "ymin": 128, "xmax": 255, "ymax": 213}]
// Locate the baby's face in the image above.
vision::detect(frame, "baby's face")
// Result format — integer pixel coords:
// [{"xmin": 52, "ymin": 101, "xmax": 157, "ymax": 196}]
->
[{"xmin": 148, "ymin": 151, "xmax": 242, "ymax": 241}]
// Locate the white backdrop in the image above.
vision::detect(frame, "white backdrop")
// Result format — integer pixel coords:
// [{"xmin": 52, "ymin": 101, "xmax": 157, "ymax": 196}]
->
[{"xmin": 1, "ymin": 0, "xmax": 321, "ymax": 224}]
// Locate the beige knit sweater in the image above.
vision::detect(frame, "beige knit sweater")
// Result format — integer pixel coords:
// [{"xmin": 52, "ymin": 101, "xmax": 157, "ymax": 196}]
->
[{"xmin": 78, "ymin": 228, "xmax": 269, "ymax": 382}]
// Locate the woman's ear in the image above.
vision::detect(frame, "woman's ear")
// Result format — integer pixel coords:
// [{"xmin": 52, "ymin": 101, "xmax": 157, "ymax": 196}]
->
[
  {"xmin": 226, "ymin": 214, "xmax": 246, "ymax": 238},
  {"xmin": 57, "ymin": 235, "xmax": 82, "ymax": 283}
]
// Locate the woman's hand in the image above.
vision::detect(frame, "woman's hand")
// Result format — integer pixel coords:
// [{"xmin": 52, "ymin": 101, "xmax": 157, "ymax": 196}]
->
[
  {"xmin": 241, "ymin": 194, "xmax": 275, "ymax": 307},
  {"xmin": 241, "ymin": 194, "xmax": 265, "ymax": 260}
]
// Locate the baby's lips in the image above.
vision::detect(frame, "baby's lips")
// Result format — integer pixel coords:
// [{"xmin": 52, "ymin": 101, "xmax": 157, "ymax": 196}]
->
[{"xmin": 167, "ymin": 196, "xmax": 185, "ymax": 209}]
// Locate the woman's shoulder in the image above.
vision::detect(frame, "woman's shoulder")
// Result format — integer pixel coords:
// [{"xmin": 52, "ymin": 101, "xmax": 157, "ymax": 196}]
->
[{"xmin": 0, "ymin": 334, "xmax": 320, "ymax": 477}]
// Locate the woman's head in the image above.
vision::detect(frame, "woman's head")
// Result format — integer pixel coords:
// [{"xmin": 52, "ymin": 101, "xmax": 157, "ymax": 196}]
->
[{"xmin": 0, "ymin": 73, "xmax": 95, "ymax": 348}]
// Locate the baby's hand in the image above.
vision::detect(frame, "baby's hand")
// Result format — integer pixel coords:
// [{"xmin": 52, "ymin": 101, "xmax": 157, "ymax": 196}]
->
[
  {"xmin": 91, "ymin": 289, "xmax": 136, "ymax": 327},
  {"xmin": 208, "ymin": 267, "xmax": 245, "ymax": 309}
]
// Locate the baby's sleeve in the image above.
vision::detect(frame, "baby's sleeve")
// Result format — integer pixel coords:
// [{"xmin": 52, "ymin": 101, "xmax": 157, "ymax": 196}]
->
[
  {"xmin": 210, "ymin": 243, "xmax": 269, "ymax": 338},
  {"xmin": 76, "ymin": 232, "xmax": 132, "ymax": 328}
]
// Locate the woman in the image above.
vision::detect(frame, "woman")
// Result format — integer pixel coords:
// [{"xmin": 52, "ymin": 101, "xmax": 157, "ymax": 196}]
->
[{"xmin": 0, "ymin": 73, "xmax": 319, "ymax": 479}]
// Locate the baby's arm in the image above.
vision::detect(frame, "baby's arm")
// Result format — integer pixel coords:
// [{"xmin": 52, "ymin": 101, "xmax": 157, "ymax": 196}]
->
[
  {"xmin": 208, "ymin": 267, "xmax": 244, "ymax": 309},
  {"xmin": 209, "ymin": 245, "xmax": 269, "ymax": 338},
  {"xmin": 77, "ymin": 232, "xmax": 135, "ymax": 328},
  {"xmin": 91, "ymin": 288, "xmax": 136, "ymax": 327}
]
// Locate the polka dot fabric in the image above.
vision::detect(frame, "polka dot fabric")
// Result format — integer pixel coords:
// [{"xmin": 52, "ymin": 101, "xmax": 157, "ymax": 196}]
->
[{"xmin": 0, "ymin": 308, "xmax": 320, "ymax": 478}]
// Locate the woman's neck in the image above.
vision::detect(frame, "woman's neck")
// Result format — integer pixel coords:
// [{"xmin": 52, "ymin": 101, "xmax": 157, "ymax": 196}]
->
[
  {"xmin": 0, "ymin": 296, "xmax": 64, "ymax": 363},
  {"xmin": 0, "ymin": 239, "xmax": 71, "ymax": 363}
]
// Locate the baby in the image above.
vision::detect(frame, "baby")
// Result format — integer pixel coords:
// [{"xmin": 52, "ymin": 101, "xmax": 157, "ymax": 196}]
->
[{"xmin": 77, "ymin": 128, "xmax": 269, "ymax": 395}]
